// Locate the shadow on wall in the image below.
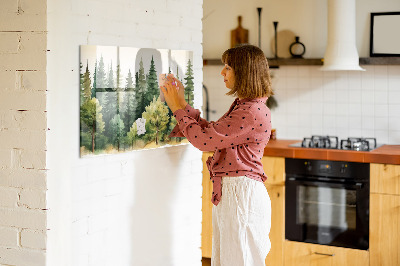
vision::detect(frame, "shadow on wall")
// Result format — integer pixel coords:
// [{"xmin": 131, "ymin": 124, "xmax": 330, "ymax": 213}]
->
[{"xmin": 129, "ymin": 144, "xmax": 192, "ymax": 265}]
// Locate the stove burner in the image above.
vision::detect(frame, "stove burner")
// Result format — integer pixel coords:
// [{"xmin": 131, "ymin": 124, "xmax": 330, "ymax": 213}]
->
[
  {"xmin": 340, "ymin": 137, "xmax": 377, "ymax": 151},
  {"xmin": 295, "ymin": 136, "xmax": 378, "ymax": 151},
  {"xmin": 301, "ymin": 135, "xmax": 339, "ymax": 149}
]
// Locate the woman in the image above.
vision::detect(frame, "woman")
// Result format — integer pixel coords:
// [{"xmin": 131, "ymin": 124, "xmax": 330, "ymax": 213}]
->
[{"xmin": 161, "ymin": 44, "xmax": 273, "ymax": 266}]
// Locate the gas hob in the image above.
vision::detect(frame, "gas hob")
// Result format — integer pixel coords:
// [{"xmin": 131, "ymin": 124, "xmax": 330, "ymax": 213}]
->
[{"xmin": 289, "ymin": 135, "xmax": 382, "ymax": 151}]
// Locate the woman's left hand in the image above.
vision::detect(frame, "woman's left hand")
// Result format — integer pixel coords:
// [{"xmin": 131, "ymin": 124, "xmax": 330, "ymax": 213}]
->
[{"xmin": 160, "ymin": 76, "xmax": 185, "ymax": 113}]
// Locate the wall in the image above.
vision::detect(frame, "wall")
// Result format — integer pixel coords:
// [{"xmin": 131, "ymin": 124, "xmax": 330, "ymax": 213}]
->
[
  {"xmin": 203, "ymin": 0, "xmax": 400, "ymax": 145},
  {"xmin": 203, "ymin": 0, "xmax": 400, "ymax": 58},
  {"xmin": 0, "ymin": 0, "xmax": 48, "ymax": 265},
  {"xmin": 46, "ymin": 1, "xmax": 203, "ymax": 266}
]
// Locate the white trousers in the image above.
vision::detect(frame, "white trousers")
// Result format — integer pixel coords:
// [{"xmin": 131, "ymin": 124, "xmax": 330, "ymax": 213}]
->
[{"xmin": 212, "ymin": 176, "xmax": 271, "ymax": 266}]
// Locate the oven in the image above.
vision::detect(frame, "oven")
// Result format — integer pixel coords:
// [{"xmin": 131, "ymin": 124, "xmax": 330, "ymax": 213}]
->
[{"xmin": 285, "ymin": 158, "xmax": 370, "ymax": 250}]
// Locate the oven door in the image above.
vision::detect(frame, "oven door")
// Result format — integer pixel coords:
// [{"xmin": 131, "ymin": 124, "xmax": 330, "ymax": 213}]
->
[{"xmin": 285, "ymin": 177, "xmax": 369, "ymax": 250}]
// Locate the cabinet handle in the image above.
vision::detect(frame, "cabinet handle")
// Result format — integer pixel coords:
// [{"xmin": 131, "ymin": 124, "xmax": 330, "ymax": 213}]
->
[{"xmin": 314, "ymin": 252, "xmax": 335, "ymax": 257}]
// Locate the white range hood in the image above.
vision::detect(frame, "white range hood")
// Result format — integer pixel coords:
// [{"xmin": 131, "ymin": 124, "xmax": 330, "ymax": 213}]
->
[{"xmin": 320, "ymin": 0, "xmax": 365, "ymax": 71}]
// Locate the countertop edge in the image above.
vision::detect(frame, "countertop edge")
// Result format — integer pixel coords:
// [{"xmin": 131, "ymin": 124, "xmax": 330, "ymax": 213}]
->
[{"xmin": 263, "ymin": 140, "xmax": 400, "ymax": 165}]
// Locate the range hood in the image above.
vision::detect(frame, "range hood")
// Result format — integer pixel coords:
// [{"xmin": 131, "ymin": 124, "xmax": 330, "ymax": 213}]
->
[{"xmin": 320, "ymin": 0, "xmax": 365, "ymax": 71}]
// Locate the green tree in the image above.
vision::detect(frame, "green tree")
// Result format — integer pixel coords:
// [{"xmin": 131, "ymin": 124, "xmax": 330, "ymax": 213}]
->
[
  {"xmin": 184, "ymin": 59, "xmax": 195, "ymax": 106},
  {"xmin": 79, "ymin": 62, "xmax": 85, "ymax": 104},
  {"xmin": 92, "ymin": 60, "xmax": 97, "ymax": 99},
  {"xmin": 142, "ymin": 97, "xmax": 169, "ymax": 145},
  {"xmin": 82, "ymin": 61, "xmax": 92, "ymax": 101},
  {"xmin": 107, "ymin": 62, "xmax": 115, "ymax": 91},
  {"xmin": 95, "ymin": 56, "xmax": 107, "ymax": 109},
  {"xmin": 184, "ymin": 59, "xmax": 194, "ymax": 106},
  {"xmin": 123, "ymin": 69, "xmax": 136, "ymax": 135},
  {"xmin": 176, "ymin": 66, "xmax": 180, "ymax": 80},
  {"xmin": 145, "ymin": 56, "xmax": 159, "ymax": 106},
  {"xmin": 80, "ymin": 98, "xmax": 105, "ymax": 153},
  {"xmin": 125, "ymin": 69, "xmax": 134, "ymax": 91},
  {"xmin": 134, "ymin": 58, "xmax": 147, "ymax": 121},
  {"xmin": 103, "ymin": 63, "xmax": 118, "ymax": 142},
  {"xmin": 127, "ymin": 121, "xmax": 138, "ymax": 148},
  {"xmin": 109, "ymin": 114, "xmax": 125, "ymax": 151},
  {"xmin": 96, "ymin": 55, "xmax": 107, "ymax": 91}
]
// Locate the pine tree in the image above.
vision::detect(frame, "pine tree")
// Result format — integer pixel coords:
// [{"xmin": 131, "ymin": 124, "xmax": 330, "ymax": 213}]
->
[
  {"xmin": 92, "ymin": 60, "xmax": 97, "ymax": 99},
  {"xmin": 82, "ymin": 61, "xmax": 92, "ymax": 101},
  {"xmin": 80, "ymin": 98, "xmax": 105, "ymax": 153},
  {"xmin": 96, "ymin": 55, "xmax": 107, "ymax": 109},
  {"xmin": 96, "ymin": 55, "xmax": 107, "ymax": 91},
  {"xmin": 134, "ymin": 58, "xmax": 147, "ymax": 121},
  {"xmin": 107, "ymin": 62, "xmax": 115, "ymax": 91},
  {"xmin": 109, "ymin": 114, "xmax": 125, "ymax": 151},
  {"xmin": 103, "ymin": 63, "xmax": 117, "ymax": 143},
  {"xmin": 142, "ymin": 97, "xmax": 169, "ymax": 145},
  {"xmin": 123, "ymin": 70, "xmax": 136, "ymax": 136},
  {"xmin": 79, "ymin": 62, "xmax": 85, "ymax": 104},
  {"xmin": 184, "ymin": 59, "xmax": 195, "ymax": 106},
  {"xmin": 145, "ymin": 56, "xmax": 159, "ymax": 106},
  {"xmin": 125, "ymin": 69, "xmax": 134, "ymax": 91},
  {"xmin": 176, "ymin": 66, "xmax": 180, "ymax": 80}
]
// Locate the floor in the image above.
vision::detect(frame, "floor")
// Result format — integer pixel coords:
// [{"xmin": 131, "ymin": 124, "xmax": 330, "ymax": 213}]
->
[{"xmin": 202, "ymin": 257, "xmax": 211, "ymax": 266}]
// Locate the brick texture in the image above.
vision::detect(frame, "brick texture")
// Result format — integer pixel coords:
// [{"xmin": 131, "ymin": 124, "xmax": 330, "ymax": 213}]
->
[{"xmin": 0, "ymin": 0, "xmax": 47, "ymax": 264}]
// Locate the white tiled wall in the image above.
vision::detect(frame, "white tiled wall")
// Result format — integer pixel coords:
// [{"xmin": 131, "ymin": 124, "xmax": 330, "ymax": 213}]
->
[{"xmin": 203, "ymin": 65, "xmax": 400, "ymax": 144}]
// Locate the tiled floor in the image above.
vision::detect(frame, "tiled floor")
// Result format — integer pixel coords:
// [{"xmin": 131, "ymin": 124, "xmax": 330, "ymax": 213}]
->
[{"xmin": 202, "ymin": 257, "xmax": 211, "ymax": 266}]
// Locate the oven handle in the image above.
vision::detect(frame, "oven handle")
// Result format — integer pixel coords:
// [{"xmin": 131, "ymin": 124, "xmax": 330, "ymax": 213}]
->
[{"xmin": 286, "ymin": 177, "xmax": 364, "ymax": 189}]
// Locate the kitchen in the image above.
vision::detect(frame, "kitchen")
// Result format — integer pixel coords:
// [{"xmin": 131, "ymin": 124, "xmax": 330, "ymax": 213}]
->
[{"xmin": 202, "ymin": 0, "xmax": 400, "ymax": 265}]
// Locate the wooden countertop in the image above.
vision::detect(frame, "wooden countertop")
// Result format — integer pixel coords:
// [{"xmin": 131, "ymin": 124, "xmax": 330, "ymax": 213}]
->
[{"xmin": 263, "ymin": 139, "xmax": 400, "ymax": 165}]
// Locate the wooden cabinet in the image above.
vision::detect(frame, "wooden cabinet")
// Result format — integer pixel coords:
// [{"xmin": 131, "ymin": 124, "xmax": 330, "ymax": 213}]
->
[
  {"xmin": 370, "ymin": 163, "xmax": 400, "ymax": 266},
  {"xmin": 262, "ymin": 156, "xmax": 285, "ymax": 266},
  {"xmin": 264, "ymin": 184, "xmax": 285, "ymax": 266},
  {"xmin": 370, "ymin": 163, "xmax": 400, "ymax": 195},
  {"xmin": 201, "ymin": 152, "xmax": 213, "ymax": 258},
  {"xmin": 284, "ymin": 241, "xmax": 369, "ymax": 266}
]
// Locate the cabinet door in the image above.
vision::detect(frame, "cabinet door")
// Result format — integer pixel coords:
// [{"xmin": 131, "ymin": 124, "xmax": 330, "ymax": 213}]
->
[
  {"xmin": 370, "ymin": 163, "xmax": 400, "ymax": 195},
  {"xmin": 370, "ymin": 193, "xmax": 400, "ymax": 266},
  {"xmin": 202, "ymin": 152, "xmax": 213, "ymax": 258},
  {"xmin": 261, "ymin": 156, "xmax": 285, "ymax": 185},
  {"xmin": 284, "ymin": 241, "xmax": 369, "ymax": 266},
  {"xmin": 264, "ymin": 184, "xmax": 284, "ymax": 266}
]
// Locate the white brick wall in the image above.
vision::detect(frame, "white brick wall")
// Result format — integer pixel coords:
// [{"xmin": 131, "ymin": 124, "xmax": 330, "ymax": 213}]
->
[
  {"xmin": 0, "ymin": 0, "xmax": 48, "ymax": 265},
  {"xmin": 46, "ymin": 1, "xmax": 203, "ymax": 266}
]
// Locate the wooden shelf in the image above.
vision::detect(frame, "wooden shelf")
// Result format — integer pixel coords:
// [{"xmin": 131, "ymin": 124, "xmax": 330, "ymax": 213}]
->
[
  {"xmin": 359, "ymin": 57, "xmax": 400, "ymax": 65},
  {"xmin": 268, "ymin": 58, "xmax": 323, "ymax": 67},
  {"xmin": 203, "ymin": 58, "xmax": 323, "ymax": 67},
  {"xmin": 203, "ymin": 57, "xmax": 400, "ymax": 67}
]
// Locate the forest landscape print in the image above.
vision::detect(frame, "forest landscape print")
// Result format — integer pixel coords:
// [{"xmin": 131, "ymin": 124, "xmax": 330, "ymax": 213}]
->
[{"xmin": 79, "ymin": 45, "xmax": 194, "ymax": 157}]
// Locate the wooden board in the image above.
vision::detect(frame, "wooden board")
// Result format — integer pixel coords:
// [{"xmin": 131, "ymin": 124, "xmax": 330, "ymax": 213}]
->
[
  {"xmin": 284, "ymin": 241, "xmax": 369, "ymax": 266},
  {"xmin": 370, "ymin": 163, "xmax": 400, "ymax": 195},
  {"xmin": 201, "ymin": 152, "xmax": 214, "ymax": 258},
  {"xmin": 370, "ymin": 193, "xmax": 400, "ymax": 266}
]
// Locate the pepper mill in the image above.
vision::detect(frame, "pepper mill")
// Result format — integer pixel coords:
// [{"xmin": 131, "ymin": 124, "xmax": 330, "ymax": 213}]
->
[{"xmin": 273, "ymin": 21, "xmax": 279, "ymax": 58}]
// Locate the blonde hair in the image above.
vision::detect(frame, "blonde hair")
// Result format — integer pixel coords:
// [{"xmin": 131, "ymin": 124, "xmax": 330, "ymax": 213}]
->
[{"xmin": 221, "ymin": 44, "xmax": 273, "ymax": 99}]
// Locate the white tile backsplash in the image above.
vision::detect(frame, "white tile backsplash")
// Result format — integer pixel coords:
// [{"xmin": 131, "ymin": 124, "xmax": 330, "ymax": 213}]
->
[{"xmin": 203, "ymin": 64, "xmax": 400, "ymax": 144}]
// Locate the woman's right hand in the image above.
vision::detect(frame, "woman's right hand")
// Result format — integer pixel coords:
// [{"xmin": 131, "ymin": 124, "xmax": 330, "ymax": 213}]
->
[{"xmin": 168, "ymin": 75, "xmax": 187, "ymax": 108}]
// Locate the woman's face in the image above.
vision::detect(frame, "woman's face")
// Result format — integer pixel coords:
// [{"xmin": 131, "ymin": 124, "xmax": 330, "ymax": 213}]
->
[{"xmin": 220, "ymin": 64, "xmax": 235, "ymax": 89}]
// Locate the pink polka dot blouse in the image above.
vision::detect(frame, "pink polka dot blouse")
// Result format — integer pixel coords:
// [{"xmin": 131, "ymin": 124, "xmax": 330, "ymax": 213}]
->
[{"xmin": 170, "ymin": 97, "xmax": 272, "ymax": 206}]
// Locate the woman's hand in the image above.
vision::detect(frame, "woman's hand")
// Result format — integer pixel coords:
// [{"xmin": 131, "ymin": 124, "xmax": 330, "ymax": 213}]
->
[
  {"xmin": 161, "ymin": 76, "xmax": 187, "ymax": 113},
  {"xmin": 173, "ymin": 77, "xmax": 187, "ymax": 108}
]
